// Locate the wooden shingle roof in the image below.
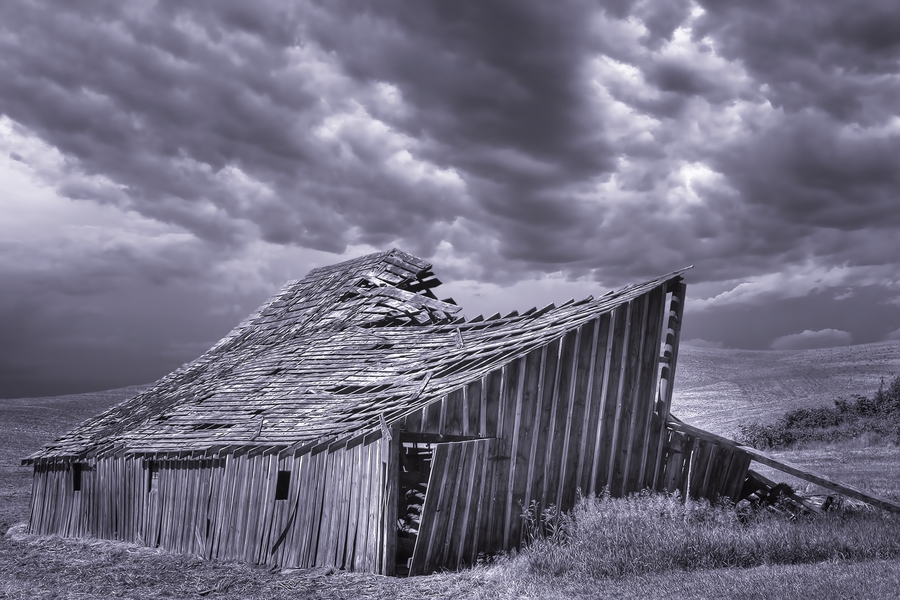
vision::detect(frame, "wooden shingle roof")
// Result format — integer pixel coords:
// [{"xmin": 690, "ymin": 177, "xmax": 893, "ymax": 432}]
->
[{"xmin": 26, "ymin": 249, "xmax": 688, "ymax": 462}]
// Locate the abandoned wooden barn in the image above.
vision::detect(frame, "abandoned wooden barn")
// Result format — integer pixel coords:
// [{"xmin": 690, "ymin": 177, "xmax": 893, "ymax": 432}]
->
[{"xmin": 24, "ymin": 249, "xmax": 898, "ymax": 575}]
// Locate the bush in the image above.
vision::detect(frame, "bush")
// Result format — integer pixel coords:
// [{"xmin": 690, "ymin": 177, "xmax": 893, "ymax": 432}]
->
[{"xmin": 737, "ymin": 376, "xmax": 900, "ymax": 449}]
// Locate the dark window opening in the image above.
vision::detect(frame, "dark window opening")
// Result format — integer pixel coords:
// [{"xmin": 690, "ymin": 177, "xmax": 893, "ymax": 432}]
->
[
  {"xmin": 275, "ymin": 471, "xmax": 291, "ymax": 500},
  {"xmin": 147, "ymin": 461, "xmax": 159, "ymax": 493},
  {"xmin": 72, "ymin": 463, "xmax": 83, "ymax": 492}
]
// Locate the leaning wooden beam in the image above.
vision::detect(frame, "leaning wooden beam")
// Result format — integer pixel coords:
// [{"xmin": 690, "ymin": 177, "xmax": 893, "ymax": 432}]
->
[{"xmin": 668, "ymin": 417, "xmax": 900, "ymax": 513}]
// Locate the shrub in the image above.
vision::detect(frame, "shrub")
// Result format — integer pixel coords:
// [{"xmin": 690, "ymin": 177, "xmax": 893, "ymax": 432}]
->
[{"xmin": 737, "ymin": 375, "xmax": 900, "ymax": 449}]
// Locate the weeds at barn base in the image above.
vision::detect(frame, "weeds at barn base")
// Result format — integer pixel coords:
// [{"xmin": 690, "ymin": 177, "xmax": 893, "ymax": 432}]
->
[{"xmin": 516, "ymin": 491, "xmax": 900, "ymax": 580}]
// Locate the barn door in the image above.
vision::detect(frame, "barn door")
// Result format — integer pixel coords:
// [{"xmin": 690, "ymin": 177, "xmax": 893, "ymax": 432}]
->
[{"xmin": 408, "ymin": 438, "xmax": 496, "ymax": 576}]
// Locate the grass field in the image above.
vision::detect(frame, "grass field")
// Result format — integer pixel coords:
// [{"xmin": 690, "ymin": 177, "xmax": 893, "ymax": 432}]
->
[
  {"xmin": 673, "ymin": 340, "xmax": 900, "ymax": 436},
  {"xmin": 3, "ymin": 343, "xmax": 900, "ymax": 599}
]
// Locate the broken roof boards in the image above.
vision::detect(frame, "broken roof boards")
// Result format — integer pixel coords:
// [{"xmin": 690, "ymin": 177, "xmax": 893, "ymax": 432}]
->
[{"xmin": 25, "ymin": 248, "xmax": 736, "ymax": 575}]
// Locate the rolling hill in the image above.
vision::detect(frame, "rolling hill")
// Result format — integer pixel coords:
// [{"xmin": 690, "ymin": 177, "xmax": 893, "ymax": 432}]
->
[{"xmin": 672, "ymin": 340, "xmax": 900, "ymax": 437}]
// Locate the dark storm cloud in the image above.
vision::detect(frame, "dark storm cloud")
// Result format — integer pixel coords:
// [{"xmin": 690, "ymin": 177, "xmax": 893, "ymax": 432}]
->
[
  {"xmin": 0, "ymin": 0, "xmax": 472, "ymax": 256},
  {"xmin": 3, "ymin": 0, "xmax": 900, "ymax": 396},
  {"xmin": 694, "ymin": 0, "xmax": 900, "ymax": 124},
  {"xmin": 715, "ymin": 111, "xmax": 900, "ymax": 229}
]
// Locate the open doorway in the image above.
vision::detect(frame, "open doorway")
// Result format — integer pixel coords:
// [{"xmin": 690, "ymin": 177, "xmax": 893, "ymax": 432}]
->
[{"xmin": 396, "ymin": 441, "xmax": 433, "ymax": 575}]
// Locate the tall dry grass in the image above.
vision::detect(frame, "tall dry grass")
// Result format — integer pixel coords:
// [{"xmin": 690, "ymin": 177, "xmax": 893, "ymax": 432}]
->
[{"xmin": 518, "ymin": 491, "xmax": 900, "ymax": 580}]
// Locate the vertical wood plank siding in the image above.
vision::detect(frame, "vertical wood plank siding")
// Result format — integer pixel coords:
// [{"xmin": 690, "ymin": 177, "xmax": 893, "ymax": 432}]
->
[
  {"xmin": 28, "ymin": 281, "xmax": 748, "ymax": 577},
  {"xmin": 403, "ymin": 285, "xmax": 734, "ymax": 574},
  {"xmin": 26, "ymin": 432, "xmax": 399, "ymax": 573}
]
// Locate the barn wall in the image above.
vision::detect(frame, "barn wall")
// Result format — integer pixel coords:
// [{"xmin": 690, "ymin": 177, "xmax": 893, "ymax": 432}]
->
[
  {"xmin": 27, "ymin": 433, "xmax": 399, "ymax": 574},
  {"xmin": 28, "ymin": 278, "xmax": 746, "ymax": 577},
  {"xmin": 406, "ymin": 285, "xmax": 685, "ymax": 574},
  {"xmin": 657, "ymin": 429, "xmax": 752, "ymax": 503},
  {"xmin": 272, "ymin": 430, "xmax": 397, "ymax": 573}
]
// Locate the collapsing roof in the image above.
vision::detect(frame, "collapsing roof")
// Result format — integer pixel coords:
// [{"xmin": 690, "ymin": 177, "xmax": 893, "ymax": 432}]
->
[
  {"xmin": 24, "ymin": 249, "xmax": 900, "ymax": 576},
  {"xmin": 27, "ymin": 249, "xmax": 689, "ymax": 461}
]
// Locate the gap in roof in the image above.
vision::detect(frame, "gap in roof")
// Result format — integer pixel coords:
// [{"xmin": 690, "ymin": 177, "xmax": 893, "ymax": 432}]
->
[{"xmin": 439, "ymin": 275, "xmax": 605, "ymax": 323}]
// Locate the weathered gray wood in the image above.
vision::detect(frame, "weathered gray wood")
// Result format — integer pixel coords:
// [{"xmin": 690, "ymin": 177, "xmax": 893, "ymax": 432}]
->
[{"xmin": 668, "ymin": 418, "xmax": 900, "ymax": 512}]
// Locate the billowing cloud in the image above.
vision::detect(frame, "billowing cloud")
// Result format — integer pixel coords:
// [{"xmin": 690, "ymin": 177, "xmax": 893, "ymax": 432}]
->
[
  {"xmin": 770, "ymin": 329, "xmax": 853, "ymax": 351},
  {"xmin": 2, "ymin": 0, "xmax": 900, "ymax": 395}
]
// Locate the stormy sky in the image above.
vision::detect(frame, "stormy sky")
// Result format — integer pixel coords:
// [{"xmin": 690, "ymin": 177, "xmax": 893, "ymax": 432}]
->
[{"xmin": 2, "ymin": 0, "xmax": 900, "ymax": 398}]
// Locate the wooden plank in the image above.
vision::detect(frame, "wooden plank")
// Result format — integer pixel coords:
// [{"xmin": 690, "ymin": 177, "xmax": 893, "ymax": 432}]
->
[
  {"xmin": 160, "ymin": 462, "xmax": 175, "ymax": 548},
  {"xmin": 506, "ymin": 349, "xmax": 541, "ymax": 548},
  {"xmin": 332, "ymin": 446, "xmax": 351, "ymax": 570},
  {"xmin": 478, "ymin": 376, "xmax": 489, "ymax": 436},
  {"xmin": 264, "ymin": 456, "xmax": 286, "ymax": 565},
  {"xmin": 286, "ymin": 452, "xmax": 312, "ymax": 567},
  {"xmin": 652, "ymin": 283, "xmax": 685, "ymax": 489},
  {"xmin": 661, "ymin": 430, "xmax": 685, "ymax": 494},
  {"xmin": 576, "ymin": 317, "xmax": 603, "ymax": 494},
  {"xmin": 443, "ymin": 388, "xmax": 465, "ymax": 436},
  {"xmin": 243, "ymin": 456, "xmax": 265, "ymax": 561},
  {"xmin": 560, "ymin": 323, "xmax": 595, "ymax": 509},
  {"xmin": 297, "ymin": 452, "xmax": 320, "ymax": 567},
  {"xmin": 690, "ymin": 439, "xmax": 713, "ymax": 501},
  {"xmin": 724, "ymin": 450, "xmax": 752, "ymax": 502},
  {"xmin": 500, "ymin": 358, "xmax": 525, "ymax": 548},
  {"xmin": 465, "ymin": 439, "xmax": 493, "ymax": 567},
  {"xmin": 381, "ymin": 428, "xmax": 399, "ymax": 575},
  {"xmin": 256, "ymin": 454, "xmax": 278, "ymax": 563},
  {"xmin": 212, "ymin": 454, "xmax": 236, "ymax": 558},
  {"xmin": 623, "ymin": 290, "xmax": 658, "ymax": 493},
  {"xmin": 343, "ymin": 444, "xmax": 362, "ymax": 569},
  {"xmin": 482, "ymin": 364, "xmax": 511, "ymax": 553},
  {"xmin": 316, "ymin": 448, "xmax": 338, "ymax": 566},
  {"xmin": 483, "ymin": 370, "xmax": 503, "ymax": 437},
  {"xmin": 233, "ymin": 455, "xmax": 254, "ymax": 559},
  {"xmin": 602, "ymin": 304, "xmax": 631, "ymax": 493},
  {"xmin": 667, "ymin": 417, "xmax": 900, "ymax": 512},
  {"xmin": 404, "ymin": 408, "xmax": 423, "ymax": 434},
  {"xmin": 191, "ymin": 462, "xmax": 205, "ymax": 554},
  {"xmin": 432, "ymin": 443, "xmax": 463, "ymax": 572},
  {"xmin": 409, "ymin": 442, "xmax": 448, "ymax": 576},
  {"xmin": 364, "ymin": 436, "xmax": 383, "ymax": 572},
  {"xmin": 745, "ymin": 468, "xmax": 824, "ymax": 514},
  {"xmin": 205, "ymin": 460, "xmax": 222, "ymax": 559},
  {"xmin": 461, "ymin": 384, "xmax": 471, "ymax": 436},
  {"xmin": 422, "ymin": 399, "xmax": 442, "ymax": 434},
  {"xmin": 588, "ymin": 313, "xmax": 616, "ymax": 494},
  {"xmin": 352, "ymin": 442, "xmax": 371, "ymax": 571},
  {"xmin": 366, "ymin": 437, "xmax": 383, "ymax": 572},
  {"xmin": 309, "ymin": 450, "xmax": 329, "ymax": 567},
  {"xmin": 540, "ymin": 334, "xmax": 567, "ymax": 510},
  {"xmin": 706, "ymin": 445, "xmax": 733, "ymax": 504},
  {"xmin": 455, "ymin": 439, "xmax": 485, "ymax": 568},
  {"xmin": 522, "ymin": 345, "xmax": 550, "ymax": 513},
  {"xmin": 180, "ymin": 461, "xmax": 195, "ymax": 553},
  {"xmin": 633, "ymin": 287, "xmax": 665, "ymax": 490},
  {"xmin": 478, "ymin": 367, "xmax": 506, "ymax": 555},
  {"xmin": 614, "ymin": 294, "xmax": 648, "ymax": 496}
]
